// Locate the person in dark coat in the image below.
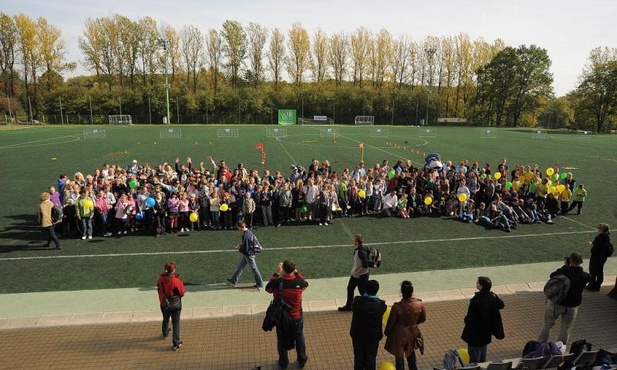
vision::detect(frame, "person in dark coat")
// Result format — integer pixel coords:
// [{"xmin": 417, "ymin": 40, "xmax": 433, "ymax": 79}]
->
[
  {"xmin": 461, "ymin": 276, "xmax": 505, "ymax": 363},
  {"xmin": 350, "ymin": 280, "xmax": 387, "ymax": 370},
  {"xmin": 587, "ymin": 223, "xmax": 611, "ymax": 291}
]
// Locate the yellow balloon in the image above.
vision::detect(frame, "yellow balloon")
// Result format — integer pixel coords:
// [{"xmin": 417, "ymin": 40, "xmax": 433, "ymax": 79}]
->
[
  {"xmin": 494, "ymin": 172, "xmax": 502, "ymax": 180},
  {"xmin": 557, "ymin": 184, "xmax": 566, "ymax": 193},
  {"xmin": 220, "ymin": 204, "xmax": 229, "ymax": 212},
  {"xmin": 358, "ymin": 189, "xmax": 366, "ymax": 199},
  {"xmin": 83, "ymin": 199, "xmax": 93, "ymax": 209},
  {"xmin": 424, "ymin": 196, "xmax": 433, "ymax": 206},
  {"xmin": 546, "ymin": 167, "xmax": 555, "ymax": 176},
  {"xmin": 458, "ymin": 348, "xmax": 470, "ymax": 365},
  {"xmin": 189, "ymin": 212, "xmax": 198, "ymax": 222},
  {"xmin": 378, "ymin": 362, "xmax": 396, "ymax": 370},
  {"xmin": 382, "ymin": 306, "xmax": 391, "ymax": 326},
  {"xmin": 548, "ymin": 186, "xmax": 556, "ymax": 194},
  {"xmin": 458, "ymin": 193, "xmax": 468, "ymax": 202}
]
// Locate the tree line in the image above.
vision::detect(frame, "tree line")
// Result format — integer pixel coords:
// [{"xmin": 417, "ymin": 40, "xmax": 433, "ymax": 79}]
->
[{"xmin": 0, "ymin": 12, "xmax": 615, "ymax": 132}]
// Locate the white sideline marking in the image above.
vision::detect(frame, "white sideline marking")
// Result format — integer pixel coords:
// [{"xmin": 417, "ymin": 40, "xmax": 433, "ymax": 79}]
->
[
  {"xmin": 0, "ymin": 134, "xmax": 81, "ymax": 149},
  {"xmin": 560, "ymin": 216, "xmax": 597, "ymax": 230},
  {"xmin": 0, "ymin": 230, "xmax": 594, "ymax": 261}
]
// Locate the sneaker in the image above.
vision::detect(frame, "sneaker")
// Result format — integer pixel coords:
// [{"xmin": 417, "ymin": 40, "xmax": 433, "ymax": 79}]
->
[
  {"xmin": 117, "ymin": 231, "xmax": 122, "ymax": 235},
  {"xmin": 319, "ymin": 223, "xmax": 323, "ymax": 226},
  {"xmin": 161, "ymin": 328, "xmax": 171, "ymax": 339},
  {"xmin": 324, "ymin": 222, "xmax": 329, "ymax": 226},
  {"xmin": 173, "ymin": 341, "xmax": 183, "ymax": 351},
  {"xmin": 298, "ymin": 356, "xmax": 309, "ymax": 369},
  {"xmin": 81, "ymin": 236, "xmax": 87, "ymax": 240},
  {"xmin": 338, "ymin": 306, "xmax": 351, "ymax": 312},
  {"xmin": 253, "ymin": 284, "xmax": 263, "ymax": 290},
  {"xmin": 88, "ymin": 236, "xmax": 93, "ymax": 240},
  {"xmin": 55, "ymin": 245, "xmax": 62, "ymax": 250},
  {"xmin": 123, "ymin": 231, "xmax": 128, "ymax": 235},
  {"xmin": 227, "ymin": 278, "xmax": 236, "ymax": 287},
  {"xmin": 104, "ymin": 232, "xmax": 112, "ymax": 237}
]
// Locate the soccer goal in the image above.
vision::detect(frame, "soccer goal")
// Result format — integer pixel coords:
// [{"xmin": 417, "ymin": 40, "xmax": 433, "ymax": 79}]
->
[
  {"xmin": 217, "ymin": 128, "xmax": 239, "ymax": 138},
  {"xmin": 369, "ymin": 128, "xmax": 389, "ymax": 138},
  {"xmin": 480, "ymin": 129, "xmax": 497, "ymax": 139},
  {"xmin": 108, "ymin": 115, "xmax": 132, "ymax": 125},
  {"xmin": 319, "ymin": 128, "xmax": 339, "ymax": 138},
  {"xmin": 266, "ymin": 128, "xmax": 288, "ymax": 138},
  {"xmin": 298, "ymin": 117, "xmax": 334, "ymax": 126},
  {"xmin": 354, "ymin": 116, "xmax": 375, "ymax": 125},
  {"xmin": 83, "ymin": 129, "xmax": 106, "ymax": 139},
  {"xmin": 531, "ymin": 129, "xmax": 548, "ymax": 139},
  {"xmin": 418, "ymin": 128, "xmax": 437, "ymax": 138},
  {"xmin": 160, "ymin": 128, "xmax": 182, "ymax": 139}
]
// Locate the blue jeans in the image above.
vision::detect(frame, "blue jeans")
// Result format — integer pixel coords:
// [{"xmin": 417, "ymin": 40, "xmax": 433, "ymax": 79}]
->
[
  {"xmin": 467, "ymin": 345, "xmax": 487, "ymax": 364},
  {"xmin": 161, "ymin": 306, "xmax": 181, "ymax": 347},
  {"xmin": 277, "ymin": 316, "xmax": 307, "ymax": 369},
  {"xmin": 230, "ymin": 254, "xmax": 263, "ymax": 287},
  {"xmin": 80, "ymin": 217, "xmax": 93, "ymax": 237}
]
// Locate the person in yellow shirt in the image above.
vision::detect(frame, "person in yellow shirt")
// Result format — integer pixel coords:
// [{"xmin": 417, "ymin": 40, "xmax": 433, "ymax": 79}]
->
[
  {"xmin": 559, "ymin": 186, "xmax": 573, "ymax": 215},
  {"xmin": 77, "ymin": 189, "xmax": 95, "ymax": 240}
]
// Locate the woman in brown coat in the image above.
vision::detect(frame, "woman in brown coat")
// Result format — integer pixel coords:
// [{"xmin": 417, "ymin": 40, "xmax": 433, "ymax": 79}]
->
[{"xmin": 384, "ymin": 281, "xmax": 427, "ymax": 370}]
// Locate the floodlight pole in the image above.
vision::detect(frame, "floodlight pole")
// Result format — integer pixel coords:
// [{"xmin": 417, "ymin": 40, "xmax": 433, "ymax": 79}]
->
[
  {"xmin": 89, "ymin": 96, "xmax": 93, "ymax": 124},
  {"xmin": 159, "ymin": 38, "xmax": 171, "ymax": 125},
  {"xmin": 547, "ymin": 110, "xmax": 555, "ymax": 129},
  {"xmin": 59, "ymin": 97, "xmax": 63, "ymax": 124},
  {"xmin": 425, "ymin": 47, "xmax": 436, "ymax": 126}
]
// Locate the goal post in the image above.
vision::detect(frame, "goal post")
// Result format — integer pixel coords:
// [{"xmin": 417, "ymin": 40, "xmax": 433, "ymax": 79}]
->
[
  {"xmin": 480, "ymin": 128, "xmax": 497, "ymax": 139},
  {"xmin": 369, "ymin": 128, "xmax": 389, "ymax": 137},
  {"xmin": 266, "ymin": 127, "xmax": 288, "ymax": 138},
  {"xmin": 108, "ymin": 115, "xmax": 132, "ymax": 125},
  {"xmin": 160, "ymin": 128, "xmax": 182, "ymax": 139},
  {"xmin": 354, "ymin": 116, "xmax": 375, "ymax": 125},
  {"xmin": 83, "ymin": 129, "xmax": 106, "ymax": 139},
  {"xmin": 217, "ymin": 128, "xmax": 239, "ymax": 138}
]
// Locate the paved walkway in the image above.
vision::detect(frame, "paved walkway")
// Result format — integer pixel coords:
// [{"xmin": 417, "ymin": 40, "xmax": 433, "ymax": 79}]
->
[{"xmin": 1, "ymin": 261, "xmax": 616, "ymax": 369}]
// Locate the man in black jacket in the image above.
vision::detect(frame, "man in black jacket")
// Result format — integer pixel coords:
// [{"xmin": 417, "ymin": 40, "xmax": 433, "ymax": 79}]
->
[
  {"xmin": 350, "ymin": 280, "xmax": 387, "ymax": 370},
  {"xmin": 538, "ymin": 252, "xmax": 593, "ymax": 345}
]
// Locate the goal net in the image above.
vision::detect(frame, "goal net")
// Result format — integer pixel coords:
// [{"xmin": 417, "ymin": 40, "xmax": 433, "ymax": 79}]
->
[
  {"xmin": 480, "ymin": 129, "xmax": 496, "ymax": 139},
  {"xmin": 217, "ymin": 128, "xmax": 239, "ymax": 138},
  {"xmin": 160, "ymin": 128, "xmax": 182, "ymax": 139},
  {"xmin": 354, "ymin": 116, "xmax": 375, "ymax": 125},
  {"xmin": 369, "ymin": 128, "xmax": 389, "ymax": 138},
  {"xmin": 83, "ymin": 129, "xmax": 106, "ymax": 139},
  {"xmin": 298, "ymin": 117, "xmax": 334, "ymax": 126},
  {"xmin": 108, "ymin": 115, "xmax": 132, "ymax": 125},
  {"xmin": 319, "ymin": 128, "xmax": 339, "ymax": 138},
  {"xmin": 418, "ymin": 128, "xmax": 437, "ymax": 138},
  {"xmin": 531, "ymin": 129, "xmax": 548, "ymax": 139},
  {"xmin": 266, "ymin": 128, "xmax": 288, "ymax": 138}
]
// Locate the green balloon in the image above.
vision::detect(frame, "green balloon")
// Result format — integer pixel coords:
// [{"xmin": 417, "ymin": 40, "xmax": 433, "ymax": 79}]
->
[
  {"xmin": 129, "ymin": 180, "xmax": 138, "ymax": 189},
  {"xmin": 560, "ymin": 172, "xmax": 567, "ymax": 180},
  {"xmin": 300, "ymin": 205, "xmax": 308, "ymax": 213},
  {"xmin": 388, "ymin": 170, "xmax": 395, "ymax": 179},
  {"xmin": 481, "ymin": 173, "xmax": 487, "ymax": 179},
  {"xmin": 505, "ymin": 181, "xmax": 513, "ymax": 189}
]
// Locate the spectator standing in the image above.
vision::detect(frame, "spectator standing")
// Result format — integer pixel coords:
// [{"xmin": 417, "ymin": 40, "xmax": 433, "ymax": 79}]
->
[
  {"xmin": 566, "ymin": 184, "xmax": 587, "ymax": 214},
  {"xmin": 538, "ymin": 252, "xmax": 592, "ymax": 345},
  {"xmin": 38, "ymin": 192, "xmax": 61, "ymax": 250},
  {"xmin": 461, "ymin": 276, "xmax": 505, "ymax": 363},
  {"xmin": 587, "ymin": 223, "xmax": 612, "ymax": 291},
  {"xmin": 156, "ymin": 261, "xmax": 185, "ymax": 351},
  {"xmin": 339, "ymin": 234, "xmax": 370, "ymax": 311},
  {"xmin": 384, "ymin": 280, "xmax": 427, "ymax": 370},
  {"xmin": 228, "ymin": 221, "xmax": 264, "ymax": 288},
  {"xmin": 265, "ymin": 260, "xmax": 309, "ymax": 369},
  {"xmin": 350, "ymin": 280, "xmax": 387, "ymax": 370},
  {"xmin": 77, "ymin": 189, "xmax": 95, "ymax": 240}
]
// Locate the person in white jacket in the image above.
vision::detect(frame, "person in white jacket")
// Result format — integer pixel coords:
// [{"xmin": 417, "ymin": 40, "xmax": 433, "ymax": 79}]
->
[{"xmin": 382, "ymin": 189, "xmax": 398, "ymax": 217}]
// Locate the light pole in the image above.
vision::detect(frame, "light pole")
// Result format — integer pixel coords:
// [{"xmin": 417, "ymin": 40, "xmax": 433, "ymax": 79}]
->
[
  {"xmin": 547, "ymin": 110, "xmax": 555, "ymax": 129},
  {"xmin": 159, "ymin": 38, "xmax": 171, "ymax": 125},
  {"xmin": 425, "ymin": 47, "xmax": 436, "ymax": 126}
]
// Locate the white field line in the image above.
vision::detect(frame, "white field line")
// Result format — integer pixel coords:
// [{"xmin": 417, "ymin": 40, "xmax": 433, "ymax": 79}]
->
[
  {"xmin": 334, "ymin": 130, "xmax": 424, "ymax": 167},
  {"xmin": 0, "ymin": 230, "xmax": 594, "ymax": 261},
  {"xmin": 274, "ymin": 136, "xmax": 298, "ymax": 164},
  {"xmin": 0, "ymin": 134, "xmax": 81, "ymax": 149},
  {"xmin": 560, "ymin": 216, "xmax": 597, "ymax": 230}
]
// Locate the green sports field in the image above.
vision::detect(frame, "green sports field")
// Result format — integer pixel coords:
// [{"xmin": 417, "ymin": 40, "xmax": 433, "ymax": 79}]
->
[{"xmin": 0, "ymin": 125, "xmax": 615, "ymax": 294}]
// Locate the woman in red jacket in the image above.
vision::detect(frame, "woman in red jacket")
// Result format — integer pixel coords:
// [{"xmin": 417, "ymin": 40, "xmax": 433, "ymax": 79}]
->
[{"xmin": 157, "ymin": 261, "xmax": 186, "ymax": 351}]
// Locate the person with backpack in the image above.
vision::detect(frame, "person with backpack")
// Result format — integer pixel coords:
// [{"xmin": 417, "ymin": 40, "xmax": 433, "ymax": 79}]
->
[
  {"xmin": 156, "ymin": 261, "xmax": 185, "ymax": 351},
  {"xmin": 384, "ymin": 280, "xmax": 426, "ymax": 370},
  {"xmin": 587, "ymin": 223, "xmax": 612, "ymax": 291},
  {"xmin": 338, "ymin": 234, "xmax": 370, "ymax": 312},
  {"xmin": 38, "ymin": 192, "xmax": 62, "ymax": 250},
  {"xmin": 538, "ymin": 252, "xmax": 592, "ymax": 345},
  {"xmin": 461, "ymin": 276, "xmax": 505, "ymax": 363},
  {"xmin": 265, "ymin": 260, "xmax": 309, "ymax": 369},
  {"xmin": 228, "ymin": 221, "xmax": 264, "ymax": 289},
  {"xmin": 350, "ymin": 279, "xmax": 387, "ymax": 370}
]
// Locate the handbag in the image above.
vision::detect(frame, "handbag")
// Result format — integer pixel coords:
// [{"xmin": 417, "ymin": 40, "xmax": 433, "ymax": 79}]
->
[
  {"xmin": 412, "ymin": 325, "xmax": 425, "ymax": 355},
  {"xmin": 164, "ymin": 295, "xmax": 182, "ymax": 311}
]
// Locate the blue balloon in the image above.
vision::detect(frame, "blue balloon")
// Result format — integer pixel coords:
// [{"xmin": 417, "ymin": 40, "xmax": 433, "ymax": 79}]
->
[
  {"xmin": 135, "ymin": 212, "xmax": 144, "ymax": 221},
  {"xmin": 146, "ymin": 197, "xmax": 155, "ymax": 207}
]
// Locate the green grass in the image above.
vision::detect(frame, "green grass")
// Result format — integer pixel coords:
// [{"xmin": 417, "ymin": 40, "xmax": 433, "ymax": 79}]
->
[{"xmin": 0, "ymin": 125, "xmax": 615, "ymax": 294}]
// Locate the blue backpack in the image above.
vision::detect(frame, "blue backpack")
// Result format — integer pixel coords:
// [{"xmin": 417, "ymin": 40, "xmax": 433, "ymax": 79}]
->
[{"xmin": 444, "ymin": 349, "xmax": 465, "ymax": 370}]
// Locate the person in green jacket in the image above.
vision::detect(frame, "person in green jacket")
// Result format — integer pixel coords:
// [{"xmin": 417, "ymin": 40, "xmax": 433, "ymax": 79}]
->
[
  {"xmin": 77, "ymin": 189, "xmax": 95, "ymax": 239},
  {"xmin": 566, "ymin": 184, "xmax": 587, "ymax": 215}
]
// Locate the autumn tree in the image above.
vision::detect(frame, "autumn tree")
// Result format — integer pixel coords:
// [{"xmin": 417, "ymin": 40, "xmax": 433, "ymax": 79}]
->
[
  {"xmin": 0, "ymin": 12, "xmax": 18, "ymax": 96},
  {"xmin": 350, "ymin": 27, "xmax": 370, "ymax": 87},
  {"xmin": 179, "ymin": 25, "xmax": 204, "ymax": 93},
  {"xmin": 267, "ymin": 28, "xmax": 285, "ymax": 92},
  {"xmin": 246, "ymin": 22, "xmax": 268, "ymax": 87},
  {"xmin": 328, "ymin": 31, "xmax": 348, "ymax": 86},
  {"xmin": 221, "ymin": 20, "xmax": 247, "ymax": 88},
  {"xmin": 311, "ymin": 28, "xmax": 328, "ymax": 83},
  {"xmin": 286, "ymin": 22, "xmax": 311, "ymax": 85}
]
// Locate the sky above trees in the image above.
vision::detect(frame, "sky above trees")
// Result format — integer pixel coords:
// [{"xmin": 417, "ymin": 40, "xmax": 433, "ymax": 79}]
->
[{"xmin": 4, "ymin": 0, "xmax": 616, "ymax": 96}]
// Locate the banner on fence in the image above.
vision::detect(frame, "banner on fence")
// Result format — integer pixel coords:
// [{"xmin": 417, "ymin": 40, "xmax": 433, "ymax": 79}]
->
[{"xmin": 278, "ymin": 109, "xmax": 297, "ymax": 125}]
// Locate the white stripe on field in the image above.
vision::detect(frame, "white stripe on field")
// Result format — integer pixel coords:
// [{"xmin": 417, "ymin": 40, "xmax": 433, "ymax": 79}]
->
[{"xmin": 0, "ymin": 230, "xmax": 593, "ymax": 261}]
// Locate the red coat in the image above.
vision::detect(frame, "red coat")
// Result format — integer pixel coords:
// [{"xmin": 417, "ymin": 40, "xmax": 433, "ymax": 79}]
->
[
  {"xmin": 156, "ymin": 273, "xmax": 185, "ymax": 306},
  {"xmin": 265, "ymin": 272, "xmax": 308, "ymax": 320}
]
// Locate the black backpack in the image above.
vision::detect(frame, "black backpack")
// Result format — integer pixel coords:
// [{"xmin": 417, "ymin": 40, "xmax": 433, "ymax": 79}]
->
[
  {"xmin": 544, "ymin": 275, "xmax": 570, "ymax": 304},
  {"xmin": 367, "ymin": 246, "xmax": 382, "ymax": 268},
  {"xmin": 607, "ymin": 241, "xmax": 614, "ymax": 257},
  {"xmin": 261, "ymin": 279, "xmax": 295, "ymax": 350},
  {"xmin": 51, "ymin": 205, "xmax": 63, "ymax": 223}
]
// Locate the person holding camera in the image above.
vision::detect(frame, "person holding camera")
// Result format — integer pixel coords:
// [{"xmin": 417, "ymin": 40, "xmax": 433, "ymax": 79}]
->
[
  {"xmin": 587, "ymin": 223, "xmax": 612, "ymax": 291},
  {"xmin": 265, "ymin": 260, "xmax": 309, "ymax": 369},
  {"xmin": 538, "ymin": 252, "xmax": 592, "ymax": 345}
]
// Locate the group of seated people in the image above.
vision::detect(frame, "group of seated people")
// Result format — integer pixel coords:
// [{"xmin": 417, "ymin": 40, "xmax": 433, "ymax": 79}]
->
[{"xmin": 45, "ymin": 154, "xmax": 581, "ymax": 238}]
